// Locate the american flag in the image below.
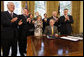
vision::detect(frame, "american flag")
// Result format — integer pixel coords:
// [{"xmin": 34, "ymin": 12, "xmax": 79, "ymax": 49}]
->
[{"xmin": 58, "ymin": 3, "xmax": 60, "ymax": 15}]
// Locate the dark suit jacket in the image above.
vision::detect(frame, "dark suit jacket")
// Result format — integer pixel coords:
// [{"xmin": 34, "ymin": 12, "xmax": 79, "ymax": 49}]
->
[
  {"xmin": 18, "ymin": 15, "xmax": 34, "ymax": 31},
  {"xmin": 42, "ymin": 18, "xmax": 48, "ymax": 32},
  {"xmin": 59, "ymin": 15, "xmax": 74, "ymax": 35},
  {"xmin": 44, "ymin": 26, "xmax": 58, "ymax": 36},
  {"xmin": 1, "ymin": 11, "xmax": 18, "ymax": 40}
]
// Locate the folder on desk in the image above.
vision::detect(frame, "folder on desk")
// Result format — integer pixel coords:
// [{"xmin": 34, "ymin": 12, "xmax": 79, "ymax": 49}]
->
[
  {"xmin": 67, "ymin": 36, "xmax": 83, "ymax": 40},
  {"xmin": 60, "ymin": 37, "xmax": 79, "ymax": 41},
  {"xmin": 60, "ymin": 36, "xmax": 83, "ymax": 41}
]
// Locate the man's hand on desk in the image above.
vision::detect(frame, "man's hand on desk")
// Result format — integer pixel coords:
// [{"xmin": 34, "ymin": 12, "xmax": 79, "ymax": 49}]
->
[
  {"xmin": 55, "ymin": 34, "xmax": 59, "ymax": 37},
  {"xmin": 11, "ymin": 17, "xmax": 18, "ymax": 23}
]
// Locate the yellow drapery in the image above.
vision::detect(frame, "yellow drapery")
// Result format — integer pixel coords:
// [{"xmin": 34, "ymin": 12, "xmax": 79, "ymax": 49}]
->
[
  {"xmin": 47, "ymin": 1, "xmax": 59, "ymax": 17},
  {"xmin": 72, "ymin": 1, "xmax": 81, "ymax": 34},
  {"xmin": 21, "ymin": 1, "xmax": 35, "ymax": 16},
  {"xmin": 1, "ymin": 1, "xmax": 4, "ymax": 11}
]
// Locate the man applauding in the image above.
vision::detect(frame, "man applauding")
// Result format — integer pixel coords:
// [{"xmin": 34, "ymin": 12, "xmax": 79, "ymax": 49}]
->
[
  {"xmin": 1, "ymin": 2, "xmax": 19, "ymax": 56},
  {"xmin": 18, "ymin": 8, "xmax": 34, "ymax": 56},
  {"xmin": 59, "ymin": 9, "xmax": 74, "ymax": 35}
]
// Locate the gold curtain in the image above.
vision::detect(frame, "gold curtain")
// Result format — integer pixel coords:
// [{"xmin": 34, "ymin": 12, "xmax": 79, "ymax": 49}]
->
[
  {"xmin": 1, "ymin": 1, "xmax": 4, "ymax": 11},
  {"xmin": 29, "ymin": 1, "xmax": 35, "ymax": 16},
  {"xmin": 72, "ymin": 1, "xmax": 80, "ymax": 34},
  {"xmin": 47, "ymin": 1, "xmax": 59, "ymax": 17},
  {"xmin": 80, "ymin": 1, "xmax": 83, "ymax": 33},
  {"xmin": 21, "ymin": 1, "xmax": 35, "ymax": 16},
  {"xmin": 21, "ymin": 1, "xmax": 30, "ymax": 9}
]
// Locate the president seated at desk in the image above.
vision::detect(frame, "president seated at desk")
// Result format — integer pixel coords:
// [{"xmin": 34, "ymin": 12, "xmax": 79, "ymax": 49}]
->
[{"xmin": 44, "ymin": 19, "xmax": 59, "ymax": 37}]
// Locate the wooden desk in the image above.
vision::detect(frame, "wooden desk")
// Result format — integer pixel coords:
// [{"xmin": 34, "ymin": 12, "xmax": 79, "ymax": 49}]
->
[{"xmin": 27, "ymin": 36, "xmax": 83, "ymax": 56}]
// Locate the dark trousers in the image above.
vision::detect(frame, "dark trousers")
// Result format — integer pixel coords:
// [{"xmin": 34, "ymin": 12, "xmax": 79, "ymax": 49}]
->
[
  {"xmin": 1, "ymin": 29, "xmax": 18, "ymax": 56},
  {"xmin": 18, "ymin": 29, "xmax": 27, "ymax": 56},
  {"xmin": 1, "ymin": 39, "xmax": 17, "ymax": 56}
]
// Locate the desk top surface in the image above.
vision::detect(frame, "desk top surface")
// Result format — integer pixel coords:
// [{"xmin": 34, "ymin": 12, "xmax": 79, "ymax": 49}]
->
[{"xmin": 27, "ymin": 36, "xmax": 83, "ymax": 56}]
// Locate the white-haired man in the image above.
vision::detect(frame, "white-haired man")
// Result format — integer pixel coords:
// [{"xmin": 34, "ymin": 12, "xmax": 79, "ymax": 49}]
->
[{"xmin": 1, "ymin": 2, "xmax": 19, "ymax": 56}]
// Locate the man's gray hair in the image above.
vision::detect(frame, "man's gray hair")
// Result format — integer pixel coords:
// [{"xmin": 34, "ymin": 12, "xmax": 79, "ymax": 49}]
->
[{"xmin": 7, "ymin": 2, "xmax": 14, "ymax": 6}]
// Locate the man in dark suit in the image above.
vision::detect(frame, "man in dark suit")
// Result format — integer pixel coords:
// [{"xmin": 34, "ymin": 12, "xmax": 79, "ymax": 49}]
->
[
  {"xmin": 18, "ymin": 8, "xmax": 34, "ymax": 56},
  {"xmin": 42, "ymin": 13, "xmax": 48, "ymax": 33},
  {"xmin": 1, "ymin": 2, "xmax": 19, "ymax": 56},
  {"xmin": 44, "ymin": 19, "xmax": 58, "ymax": 37},
  {"xmin": 59, "ymin": 9, "xmax": 74, "ymax": 35},
  {"xmin": 27, "ymin": 14, "xmax": 34, "ymax": 36}
]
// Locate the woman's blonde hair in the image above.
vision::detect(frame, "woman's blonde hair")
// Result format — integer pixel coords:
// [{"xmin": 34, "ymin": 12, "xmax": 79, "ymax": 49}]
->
[{"xmin": 36, "ymin": 15, "xmax": 42, "ymax": 21}]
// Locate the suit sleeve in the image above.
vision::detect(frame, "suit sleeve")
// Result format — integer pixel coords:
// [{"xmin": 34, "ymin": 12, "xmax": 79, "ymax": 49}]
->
[
  {"xmin": 59, "ymin": 16, "xmax": 74, "ymax": 24},
  {"xmin": 18, "ymin": 15, "xmax": 27, "ymax": 26},
  {"xmin": 59, "ymin": 16, "xmax": 65, "ymax": 24},
  {"xmin": 1, "ymin": 13, "xmax": 12, "ymax": 27},
  {"xmin": 65, "ymin": 16, "xmax": 74, "ymax": 24}
]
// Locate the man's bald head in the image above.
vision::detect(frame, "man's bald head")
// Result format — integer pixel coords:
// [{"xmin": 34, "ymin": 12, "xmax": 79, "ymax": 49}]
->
[{"xmin": 7, "ymin": 2, "xmax": 15, "ymax": 12}]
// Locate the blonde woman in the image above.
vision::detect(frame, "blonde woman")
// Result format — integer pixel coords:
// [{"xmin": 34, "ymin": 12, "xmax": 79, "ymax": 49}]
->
[{"xmin": 34, "ymin": 15, "xmax": 43, "ymax": 36}]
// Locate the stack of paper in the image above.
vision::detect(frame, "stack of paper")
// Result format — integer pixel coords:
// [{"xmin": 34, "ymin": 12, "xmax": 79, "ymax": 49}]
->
[
  {"xmin": 67, "ymin": 36, "xmax": 83, "ymax": 40},
  {"xmin": 60, "ymin": 37, "xmax": 79, "ymax": 41}
]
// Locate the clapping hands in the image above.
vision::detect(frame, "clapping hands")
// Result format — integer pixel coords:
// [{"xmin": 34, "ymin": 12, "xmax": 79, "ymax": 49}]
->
[
  {"xmin": 11, "ymin": 17, "xmax": 18, "ymax": 23},
  {"xmin": 65, "ymin": 15, "xmax": 69, "ymax": 21},
  {"xmin": 27, "ymin": 18, "xmax": 30, "ymax": 22},
  {"xmin": 18, "ymin": 19, "xmax": 23, "ymax": 25}
]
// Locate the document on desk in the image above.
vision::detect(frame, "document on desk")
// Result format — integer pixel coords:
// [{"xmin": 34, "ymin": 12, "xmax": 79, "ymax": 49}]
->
[
  {"xmin": 60, "ymin": 37, "xmax": 79, "ymax": 41},
  {"xmin": 67, "ymin": 36, "xmax": 83, "ymax": 40}
]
